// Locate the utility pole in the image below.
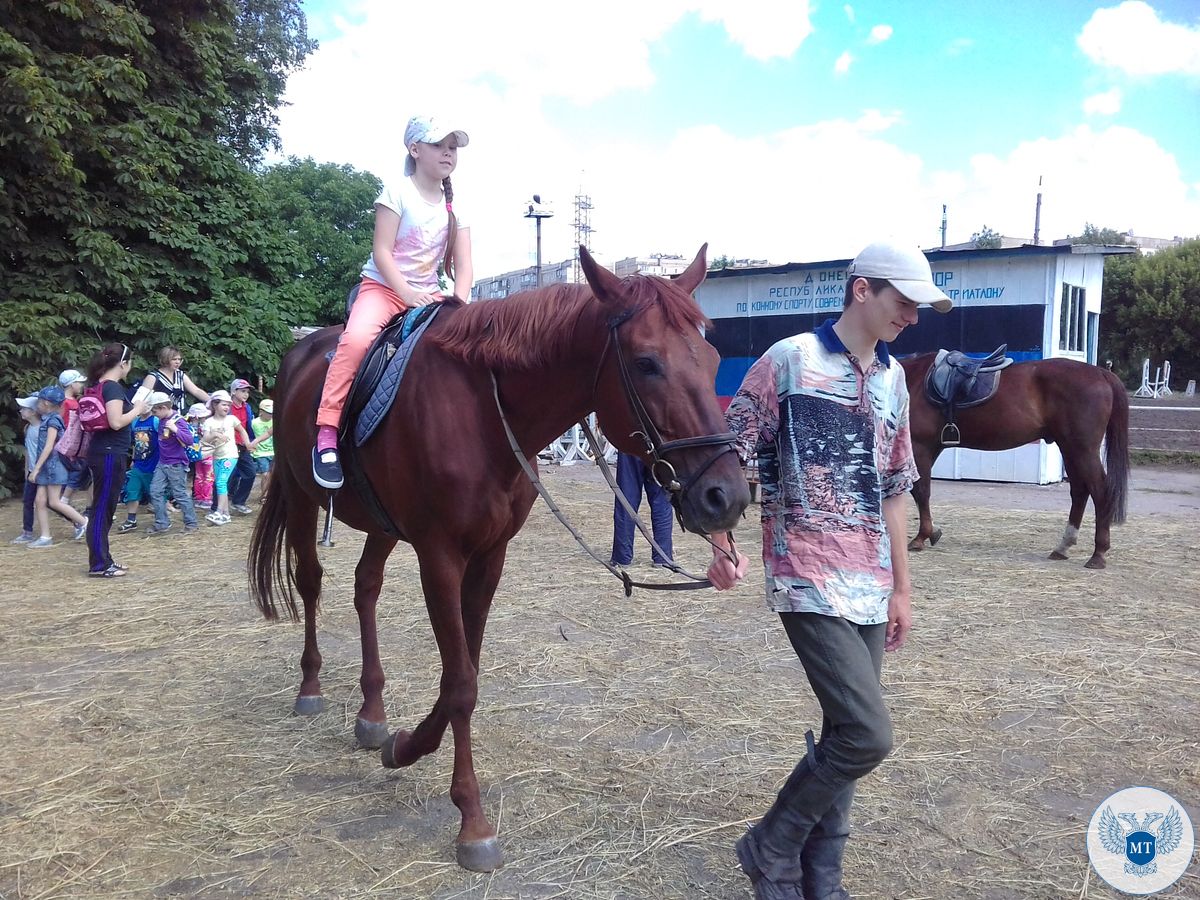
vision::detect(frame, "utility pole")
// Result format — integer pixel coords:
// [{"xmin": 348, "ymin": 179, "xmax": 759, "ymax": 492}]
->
[
  {"xmin": 525, "ymin": 195, "xmax": 553, "ymax": 286},
  {"xmin": 1032, "ymin": 176, "xmax": 1043, "ymax": 246},
  {"xmin": 941, "ymin": 204, "xmax": 947, "ymax": 249}
]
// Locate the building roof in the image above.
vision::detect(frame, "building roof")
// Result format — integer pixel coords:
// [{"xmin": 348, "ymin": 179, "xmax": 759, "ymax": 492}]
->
[{"xmin": 702, "ymin": 242, "xmax": 1135, "ymax": 280}]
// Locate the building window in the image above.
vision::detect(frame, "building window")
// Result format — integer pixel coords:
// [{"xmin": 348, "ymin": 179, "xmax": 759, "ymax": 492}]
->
[{"xmin": 1059, "ymin": 284, "xmax": 1086, "ymax": 352}]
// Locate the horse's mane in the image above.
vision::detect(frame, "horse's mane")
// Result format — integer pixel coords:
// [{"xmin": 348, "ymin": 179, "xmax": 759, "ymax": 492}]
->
[{"xmin": 434, "ymin": 276, "xmax": 712, "ymax": 370}]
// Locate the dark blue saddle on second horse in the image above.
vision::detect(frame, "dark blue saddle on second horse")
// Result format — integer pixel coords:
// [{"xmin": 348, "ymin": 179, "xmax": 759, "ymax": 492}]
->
[{"xmin": 923, "ymin": 345, "xmax": 1013, "ymax": 446}]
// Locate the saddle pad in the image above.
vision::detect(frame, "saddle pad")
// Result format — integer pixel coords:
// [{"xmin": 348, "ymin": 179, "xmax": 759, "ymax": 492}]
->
[{"xmin": 353, "ymin": 304, "xmax": 442, "ymax": 447}]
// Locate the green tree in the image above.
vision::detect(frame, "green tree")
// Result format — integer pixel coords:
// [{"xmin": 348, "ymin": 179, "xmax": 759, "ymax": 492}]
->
[
  {"xmin": 971, "ymin": 226, "xmax": 1002, "ymax": 249},
  {"xmin": 1072, "ymin": 223, "xmax": 1130, "ymax": 245},
  {"xmin": 262, "ymin": 158, "xmax": 382, "ymax": 325},
  {"xmin": 709, "ymin": 254, "xmax": 732, "ymax": 271},
  {"xmin": 1101, "ymin": 240, "xmax": 1200, "ymax": 389},
  {"xmin": 0, "ymin": 0, "xmax": 314, "ymax": 493}
]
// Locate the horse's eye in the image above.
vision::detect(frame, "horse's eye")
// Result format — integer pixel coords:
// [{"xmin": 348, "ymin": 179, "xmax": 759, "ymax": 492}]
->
[{"xmin": 635, "ymin": 357, "xmax": 660, "ymax": 376}]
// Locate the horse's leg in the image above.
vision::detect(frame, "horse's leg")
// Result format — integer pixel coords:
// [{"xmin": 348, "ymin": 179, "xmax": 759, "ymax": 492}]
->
[
  {"xmin": 290, "ymin": 501, "xmax": 326, "ymax": 715},
  {"xmin": 907, "ymin": 444, "xmax": 942, "ymax": 551},
  {"xmin": 352, "ymin": 533, "xmax": 398, "ymax": 749},
  {"xmin": 1049, "ymin": 453, "xmax": 1088, "ymax": 563},
  {"xmin": 1061, "ymin": 445, "xmax": 1110, "ymax": 569},
  {"xmin": 383, "ymin": 546, "xmax": 502, "ymax": 872}
]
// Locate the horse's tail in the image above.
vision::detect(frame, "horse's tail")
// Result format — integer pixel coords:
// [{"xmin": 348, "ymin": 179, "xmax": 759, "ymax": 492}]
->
[
  {"xmin": 247, "ymin": 463, "xmax": 303, "ymax": 623},
  {"xmin": 1104, "ymin": 370, "xmax": 1130, "ymax": 525}
]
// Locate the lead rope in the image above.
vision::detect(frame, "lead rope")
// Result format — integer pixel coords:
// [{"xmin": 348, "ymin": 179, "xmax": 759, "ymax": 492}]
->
[
  {"xmin": 577, "ymin": 418, "xmax": 739, "ymax": 573},
  {"xmin": 491, "ymin": 372, "xmax": 726, "ymax": 596}
]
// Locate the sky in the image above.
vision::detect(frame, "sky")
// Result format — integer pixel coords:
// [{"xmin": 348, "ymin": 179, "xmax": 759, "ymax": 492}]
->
[{"xmin": 278, "ymin": 0, "xmax": 1200, "ymax": 280}]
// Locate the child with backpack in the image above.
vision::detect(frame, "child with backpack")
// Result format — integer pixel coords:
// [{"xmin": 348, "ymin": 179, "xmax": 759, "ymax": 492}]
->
[
  {"xmin": 146, "ymin": 392, "xmax": 199, "ymax": 534},
  {"xmin": 26, "ymin": 386, "xmax": 88, "ymax": 548},
  {"xmin": 115, "ymin": 406, "xmax": 161, "ymax": 533}
]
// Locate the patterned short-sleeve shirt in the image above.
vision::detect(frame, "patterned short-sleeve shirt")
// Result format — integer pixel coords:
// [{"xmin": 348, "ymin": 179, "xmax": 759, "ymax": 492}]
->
[{"xmin": 725, "ymin": 319, "xmax": 918, "ymax": 624}]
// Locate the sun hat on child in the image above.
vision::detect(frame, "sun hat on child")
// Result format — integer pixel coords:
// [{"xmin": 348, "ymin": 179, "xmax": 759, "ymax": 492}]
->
[
  {"xmin": 403, "ymin": 115, "xmax": 469, "ymax": 176},
  {"xmin": 259, "ymin": 398, "xmax": 274, "ymax": 413},
  {"xmin": 846, "ymin": 240, "xmax": 953, "ymax": 313},
  {"xmin": 187, "ymin": 402, "xmax": 211, "ymax": 418},
  {"xmin": 37, "ymin": 385, "xmax": 66, "ymax": 405},
  {"xmin": 58, "ymin": 369, "xmax": 86, "ymax": 387},
  {"xmin": 230, "ymin": 378, "xmax": 251, "ymax": 392},
  {"xmin": 209, "ymin": 389, "xmax": 232, "ymax": 405},
  {"xmin": 147, "ymin": 391, "xmax": 172, "ymax": 408},
  {"xmin": 17, "ymin": 395, "xmax": 38, "ymax": 409}
]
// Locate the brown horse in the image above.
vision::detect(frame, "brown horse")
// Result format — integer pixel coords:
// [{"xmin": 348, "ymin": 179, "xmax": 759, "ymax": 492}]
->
[
  {"xmin": 247, "ymin": 246, "xmax": 749, "ymax": 871},
  {"xmin": 901, "ymin": 355, "xmax": 1129, "ymax": 569}
]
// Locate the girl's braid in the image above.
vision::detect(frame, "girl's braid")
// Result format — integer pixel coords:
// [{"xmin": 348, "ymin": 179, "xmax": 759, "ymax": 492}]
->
[{"xmin": 442, "ymin": 175, "xmax": 458, "ymax": 283}]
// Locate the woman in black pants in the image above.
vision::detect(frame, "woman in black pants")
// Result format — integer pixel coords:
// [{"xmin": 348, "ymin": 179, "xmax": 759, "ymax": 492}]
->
[{"xmin": 85, "ymin": 343, "xmax": 149, "ymax": 577}]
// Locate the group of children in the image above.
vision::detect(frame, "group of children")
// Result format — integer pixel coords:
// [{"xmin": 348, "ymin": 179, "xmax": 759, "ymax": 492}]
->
[{"xmin": 12, "ymin": 370, "xmax": 276, "ymax": 546}]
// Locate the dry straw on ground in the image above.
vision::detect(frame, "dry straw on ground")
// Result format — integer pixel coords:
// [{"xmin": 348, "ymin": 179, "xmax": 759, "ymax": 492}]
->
[{"xmin": 0, "ymin": 466, "xmax": 1197, "ymax": 899}]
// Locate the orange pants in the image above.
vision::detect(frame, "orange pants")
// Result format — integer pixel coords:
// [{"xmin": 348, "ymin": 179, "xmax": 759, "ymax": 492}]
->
[{"xmin": 317, "ymin": 277, "xmax": 408, "ymax": 428}]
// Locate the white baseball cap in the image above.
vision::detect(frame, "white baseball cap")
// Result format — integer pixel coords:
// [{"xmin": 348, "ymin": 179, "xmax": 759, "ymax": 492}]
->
[
  {"xmin": 58, "ymin": 368, "xmax": 86, "ymax": 387},
  {"xmin": 147, "ymin": 391, "xmax": 172, "ymax": 408},
  {"xmin": 209, "ymin": 389, "xmax": 232, "ymax": 405},
  {"xmin": 404, "ymin": 116, "xmax": 469, "ymax": 176},
  {"xmin": 17, "ymin": 395, "xmax": 39, "ymax": 409},
  {"xmin": 846, "ymin": 241, "xmax": 953, "ymax": 313}
]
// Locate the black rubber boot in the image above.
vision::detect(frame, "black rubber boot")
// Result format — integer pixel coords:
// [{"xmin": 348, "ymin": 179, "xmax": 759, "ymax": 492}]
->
[{"xmin": 800, "ymin": 781, "xmax": 854, "ymax": 900}]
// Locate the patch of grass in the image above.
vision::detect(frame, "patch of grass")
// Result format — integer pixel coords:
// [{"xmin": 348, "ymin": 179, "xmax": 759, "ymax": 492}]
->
[{"xmin": 1131, "ymin": 449, "xmax": 1200, "ymax": 468}]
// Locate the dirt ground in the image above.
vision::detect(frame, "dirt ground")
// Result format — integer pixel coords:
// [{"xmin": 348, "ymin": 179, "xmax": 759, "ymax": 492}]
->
[{"xmin": 1, "ymin": 464, "xmax": 1197, "ymax": 899}]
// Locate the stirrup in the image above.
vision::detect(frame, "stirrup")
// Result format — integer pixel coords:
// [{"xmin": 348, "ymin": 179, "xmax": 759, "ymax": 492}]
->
[{"xmin": 939, "ymin": 423, "xmax": 961, "ymax": 447}]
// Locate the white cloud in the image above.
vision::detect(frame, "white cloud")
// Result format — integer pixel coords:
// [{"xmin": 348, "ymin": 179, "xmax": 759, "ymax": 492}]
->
[
  {"xmin": 942, "ymin": 125, "xmax": 1199, "ymax": 244},
  {"xmin": 867, "ymin": 24, "xmax": 893, "ymax": 45},
  {"xmin": 1083, "ymin": 87, "xmax": 1123, "ymax": 115},
  {"xmin": 1078, "ymin": 1, "xmax": 1200, "ymax": 77},
  {"xmin": 844, "ymin": 4, "xmax": 855, "ymax": 24},
  {"xmin": 834, "ymin": 51, "xmax": 854, "ymax": 75},
  {"xmin": 946, "ymin": 37, "xmax": 974, "ymax": 56},
  {"xmin": 276, "ymin": 3, "xmax": 1199, "ymax": 278},
  {"xmin": 697, "ymin": 0, "xmax": 815, "ymax": 60}
]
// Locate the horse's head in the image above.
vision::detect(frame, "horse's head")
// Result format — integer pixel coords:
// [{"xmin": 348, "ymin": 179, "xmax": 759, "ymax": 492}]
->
[{"xmin": 579, "ymin": 245, "xmax": 750, "ymax": 535}]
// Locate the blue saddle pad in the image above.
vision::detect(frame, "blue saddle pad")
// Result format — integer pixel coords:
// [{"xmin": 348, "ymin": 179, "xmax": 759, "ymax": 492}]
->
[{"xmin": 331, "ymin": 304, "xmax": 442, "ymax": 448}]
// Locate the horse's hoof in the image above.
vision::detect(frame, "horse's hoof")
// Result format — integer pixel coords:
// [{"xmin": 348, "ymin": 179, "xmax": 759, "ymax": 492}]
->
[
  {"xmin": 381, "ymin": 730, "xmax": 409, "ymax": 769},
  {"xmin": 929, "ymin": 528, "xmax": 943, "ymax": 546},
  {"xmin": 907, "ymin": 539, "xmax": 925, "ymax": 552},
  {"xmin": 1048, "ymin": 551, "xmax": 1069, "ymax": 561},
  {"xmin": 1084, "ymin": 556, "xmax": 1106, "ymax": 570},
  {"xmin": 456, "ymin": 836, "xmax": 504, "ymax": 872},
  {"xmin": 294, "ymin": 695, "xmax": 325, "ymax": 716},
  {"xmin": 355, "ymin": 717, "xmax": 389, "ymax": 750}
]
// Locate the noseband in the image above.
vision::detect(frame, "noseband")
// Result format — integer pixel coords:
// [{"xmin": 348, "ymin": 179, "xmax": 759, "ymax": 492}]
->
[{"xmin": 601, "ymin": 307, "xmax": 738, "ymax": 519}]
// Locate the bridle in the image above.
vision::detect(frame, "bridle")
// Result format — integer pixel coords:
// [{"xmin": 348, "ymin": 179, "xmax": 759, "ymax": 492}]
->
[
  {"xmin": 600, "ymin": 306, "xmax": 739, "ymax": 524},
  {"xmin": 491, "ymin": 301, "xmax": 742, "ymax": 596}
]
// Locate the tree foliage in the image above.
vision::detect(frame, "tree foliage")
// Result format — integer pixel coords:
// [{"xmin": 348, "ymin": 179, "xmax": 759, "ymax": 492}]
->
[
  {"xmin": 1072, "ymin": 223, "xmax": 1130, "ymax": 246},
  {"xmin": 262, "ymin": 158, "xmax": 381, "ymax": 325},
  {"xmin": 0, "ymin": 0, "xmax": 315, "ymax": 494},
  {"xmin": 1101, "ymin": 240, "xmax": 1200, "ymax": 389},
  {"xmin": 971, "ymin": 225, "xmax": 1002, "ymax": 249}
]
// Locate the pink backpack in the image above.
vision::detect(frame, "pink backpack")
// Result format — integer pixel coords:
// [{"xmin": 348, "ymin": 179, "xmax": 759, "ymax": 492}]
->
[
  {"xmin": 56, "ymin": 408, "xmax": 91, "ymax": 462},
  {"xmin": 78, "ymin": 383, "xmax": 111, "ymax": 433}
]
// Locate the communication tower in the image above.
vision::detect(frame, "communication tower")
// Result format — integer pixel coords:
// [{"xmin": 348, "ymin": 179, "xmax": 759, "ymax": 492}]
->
[{"xmin": 572, "ymin": 187, "xmax": 595, "ymax": 283}]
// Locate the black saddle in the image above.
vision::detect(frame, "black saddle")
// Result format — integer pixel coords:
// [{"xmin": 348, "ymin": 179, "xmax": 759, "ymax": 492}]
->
[{"xmin": 923, "ymin": 345, "xmax": 1012, "ymax": 446}]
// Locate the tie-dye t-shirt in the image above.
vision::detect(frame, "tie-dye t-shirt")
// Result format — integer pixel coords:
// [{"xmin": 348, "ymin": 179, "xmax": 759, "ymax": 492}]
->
[
  {"xmin": 360, "ymin": 177, "xmax": 468, "ymax": 294},
  {"xmin": 725, "ymin": 319, "xmax": 918, "ymax": 625}
]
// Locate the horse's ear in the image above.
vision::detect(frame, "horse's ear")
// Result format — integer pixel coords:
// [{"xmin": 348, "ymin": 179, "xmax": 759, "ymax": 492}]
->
[
  {"xmin": 579, "ymin": 245, "xmax": 623, "ymax": 304},
  {"xmin": 673, "ymin": 243, "xmax": 709, "ymax": 294}
]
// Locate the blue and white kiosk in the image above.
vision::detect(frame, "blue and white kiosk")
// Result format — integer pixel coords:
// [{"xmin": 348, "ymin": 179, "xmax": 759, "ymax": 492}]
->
[{"xmin": 695, "ymin": 244, "xmax": 1132, "ymax": 484}]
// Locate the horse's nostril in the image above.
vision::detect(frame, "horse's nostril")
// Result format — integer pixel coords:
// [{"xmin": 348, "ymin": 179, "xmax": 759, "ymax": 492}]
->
[{"xmin": 705, "ymin": 485, "xmax": 726, "ymax": 513}]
